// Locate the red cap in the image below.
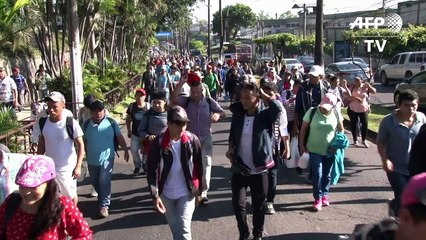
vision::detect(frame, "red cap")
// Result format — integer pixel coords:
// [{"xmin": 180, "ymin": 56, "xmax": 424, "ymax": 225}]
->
[
  {"xmin": 135, "ymin": 88, "xmax": 146, "ymax": 95},
  {"xmin": 187, "ymin": 72, "xmax": 201, "ymax": 86}
]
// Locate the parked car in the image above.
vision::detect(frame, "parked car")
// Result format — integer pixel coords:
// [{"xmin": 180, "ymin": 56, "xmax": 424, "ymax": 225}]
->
[
  {"xmin": 379, "ymin": 51, "xmax": 426, "ymax": 86},
  {"xmin": 394, "ymin": 70, "xmax": 426, "ymax": 108},
  {"xmin": 325, "ymin": 62, "xmax": 370, "ymax": 85},
  {"xmin": 297, "ymin": 56, "xmax": 315, "ymax": 73},
  {"xmin": 338, "ymin": 57, "xmax": 367, "ymax": 65},
  {"xmin": 283, "ymin": 58, "xmax": 304, "ymax": 74}
]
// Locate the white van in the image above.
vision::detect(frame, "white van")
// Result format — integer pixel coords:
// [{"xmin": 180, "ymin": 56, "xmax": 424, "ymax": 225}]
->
[{"xmin": 379, "ymin": 51, "xmax": 426, "ymax": 85}]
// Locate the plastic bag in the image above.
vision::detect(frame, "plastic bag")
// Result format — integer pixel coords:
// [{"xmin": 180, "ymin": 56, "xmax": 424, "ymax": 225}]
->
[
  {"xmin": 298, "ymin": 152, "xmax": 310, "ymax": 169},
  {"xmin": 286, "ymin": 136, "xmax": 299, "ymax": 168}
]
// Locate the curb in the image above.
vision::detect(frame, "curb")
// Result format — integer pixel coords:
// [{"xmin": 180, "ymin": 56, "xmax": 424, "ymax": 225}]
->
[{"xmin": 343, "ymin": 119, "xmax": 378, "ymax": 145}]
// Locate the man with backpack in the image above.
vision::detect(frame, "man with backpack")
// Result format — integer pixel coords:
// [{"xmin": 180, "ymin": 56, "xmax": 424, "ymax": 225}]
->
[
  {"xmin": 10, "ymin": 67, "xmax": 28, "ymax": 112},
  {"xmin": 82, "ymin": 100, "xmax": 129, "ymax": 218},
  {"xmin": 37, "ymin": 91, "xmax": 85, "ymax": 205},
  {"xmin": 171, "ymin": 72, "xmax": 225, "ymax": 205}
]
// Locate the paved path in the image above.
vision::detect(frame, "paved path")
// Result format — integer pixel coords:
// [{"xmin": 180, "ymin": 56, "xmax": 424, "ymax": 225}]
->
[{"xmin": 73, "ymin": 101, "xmax": 393, "ymax": 240}]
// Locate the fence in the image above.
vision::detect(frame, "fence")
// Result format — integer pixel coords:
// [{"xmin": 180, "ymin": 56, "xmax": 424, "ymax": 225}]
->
[
  {"xmin": 104, "ymin": 74, "xmax": 141, "ymax": 109},
  {"xmin": 0, "ymin": 74, "xmax": 142, "ymax": 154}
]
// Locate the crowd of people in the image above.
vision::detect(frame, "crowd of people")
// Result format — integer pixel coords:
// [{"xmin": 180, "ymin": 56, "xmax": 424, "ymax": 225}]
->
[{"xmin": 0, "ymin": 54, "xmax": 426, "ymax": 240}]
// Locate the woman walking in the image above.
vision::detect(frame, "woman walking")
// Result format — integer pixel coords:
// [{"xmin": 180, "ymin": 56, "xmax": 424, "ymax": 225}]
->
[{"xmin": 346, "ymin": 76, "xmax": 376, "ymax": 148}]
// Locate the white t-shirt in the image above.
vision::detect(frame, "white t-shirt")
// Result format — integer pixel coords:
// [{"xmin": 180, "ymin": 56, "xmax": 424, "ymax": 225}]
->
[
  {"xmin": 31, "ymin": 109, "xmax": 74, "ymax": 143},
  {"xmin": 42, "ymin": 117, "xmax": 83, "ymax": 172},
  {"xmin": 237, "ymin": 115, "xmax": 258, "ymax": 174},
  {"xmin": 0, "ymin": 76, "xmax": 17, "ymax": 102},
  {"xmin": 163, "ymin": 139, "xmax": 189, "ymax": 199}
]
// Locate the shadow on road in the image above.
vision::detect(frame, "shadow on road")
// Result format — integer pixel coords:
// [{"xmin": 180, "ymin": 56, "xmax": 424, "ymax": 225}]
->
[{"xmin": 266, "ymin": 232, "xmax": 350, "ymax": 240}]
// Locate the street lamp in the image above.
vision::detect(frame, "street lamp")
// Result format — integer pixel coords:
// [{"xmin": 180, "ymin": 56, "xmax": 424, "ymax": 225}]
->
[{"xmin": 292, "ymin": 4, "xmax": 307, "ymax": 39}]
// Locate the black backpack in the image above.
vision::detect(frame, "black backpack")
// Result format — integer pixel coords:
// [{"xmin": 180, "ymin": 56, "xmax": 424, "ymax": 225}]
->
[{"xmin": 39, "ymin": 116, "xmax": 74, "ymax": 140}]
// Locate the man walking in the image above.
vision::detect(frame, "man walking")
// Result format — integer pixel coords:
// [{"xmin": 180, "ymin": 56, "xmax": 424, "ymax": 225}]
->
[
  {"xmin": 171, "ymin": 72, "xmax": 225, "ymax": 204},
  {"xmin": 147, "ymin": 105, "xmax": 203, "ymax": 240},
  {"xmin": 10, "ymin": 67, "xmax": 28, "ymax": 111},
  {"xmin": 0, "ymin": 67, "xmax": 17, "ymax": 119},
  {"xmin": 377, "ymin": 90, "xmax": 426, "ymax": 216},
  {"xmin": 83, "ymin": 100, "xmax": 129, "ymax": 218},
  {"xmin": 37, "ymin": 91, "xmax": 85, "ymax": 205}
]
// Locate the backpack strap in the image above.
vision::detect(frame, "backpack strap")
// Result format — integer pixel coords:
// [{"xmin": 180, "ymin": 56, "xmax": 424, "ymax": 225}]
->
[
  {"xmin": 65, "ymin": 116, "xmax": 74, "ymax": 140},
  {"xmin": 309, "ymin": 107, "xmax": 317, "ymax": 124},
  {"xmin": 2, "ymin": 192, "xmax": 21, "ymax": 237},
  {"xmin": 39, "ymin": 117, "xmax": 47, "ymax": 134},
  {"xmin": 106, "ymin": 117, "xmax": 120, "ymax": 157}
]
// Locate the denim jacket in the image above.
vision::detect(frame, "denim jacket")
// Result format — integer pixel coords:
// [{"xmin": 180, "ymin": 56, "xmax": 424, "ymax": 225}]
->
[{"xmin": 229, "ymin": 99, "xmax": 282, "ymax": 171}]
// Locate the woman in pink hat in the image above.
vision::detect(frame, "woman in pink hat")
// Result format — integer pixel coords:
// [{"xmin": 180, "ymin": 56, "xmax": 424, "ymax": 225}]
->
[
  {"xmin": 0, "ymin": 155, "xmax": 92, "ymax": 240},
  {"xmin": 299, "ymin": 93, "xmax": 345, "ymax": 212}
]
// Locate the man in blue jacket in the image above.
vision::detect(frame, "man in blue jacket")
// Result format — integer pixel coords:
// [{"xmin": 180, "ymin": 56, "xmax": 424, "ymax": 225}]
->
[{"xmin": 226, "ymin": 82, "xmax": 282, "ymax": 240}]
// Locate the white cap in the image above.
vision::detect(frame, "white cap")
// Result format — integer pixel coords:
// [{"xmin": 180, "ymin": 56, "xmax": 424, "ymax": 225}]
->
[{"xmin": 308, "ymin": 65, "xmax": 324, "ymax": 77}]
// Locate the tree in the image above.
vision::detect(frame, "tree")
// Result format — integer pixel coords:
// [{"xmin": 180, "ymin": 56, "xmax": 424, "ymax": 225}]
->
[
  {"xmin": 189, "ymin": 39, "xmax": 206, "ymax": 54},
  {"xmin": 257, "ymin": 10, "xmax": 271, "ymax": 20},
  {"xmin": 212, "ymin": 3, "xmax": 256, "ymax": 41},
  {"xmin": 279, "ymin": 10, "xmax": 297, "ymax": 19}
]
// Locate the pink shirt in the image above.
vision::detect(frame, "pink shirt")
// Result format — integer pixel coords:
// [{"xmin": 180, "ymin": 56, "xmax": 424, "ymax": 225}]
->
[{"xmin": 349, "ymin": 86, "xmax": 369, "ymax": 113}]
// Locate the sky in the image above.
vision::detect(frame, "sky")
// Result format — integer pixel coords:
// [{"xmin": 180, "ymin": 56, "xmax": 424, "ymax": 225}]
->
[{"xmin": 192, "ymin": 0, "xmax": 406, "ymax": 22}]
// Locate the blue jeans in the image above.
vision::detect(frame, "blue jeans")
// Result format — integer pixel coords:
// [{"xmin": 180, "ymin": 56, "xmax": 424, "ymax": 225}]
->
[
  {"xmin": 386, "ymin": 171, "xmax": 410, "ymax": 216},
  {"xmin": 88, "ymin": 159, "xmax": 114, "ymax": 209},
  {"xmin": 161, "ymin": 194, "xmax": 195, "ymax": 240},
  {"xmin": 310, "ymin": 152, "xmax": 334, "ymax": 200},
  {"xmin": 131, "ymin": 134, "xmax": 143, "ymax": 169}
]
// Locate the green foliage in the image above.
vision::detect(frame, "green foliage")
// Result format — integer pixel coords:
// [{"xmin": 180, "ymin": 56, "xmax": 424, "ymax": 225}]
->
[
  {"xmin": 0, "ymin": 106, "xmax": 20, "ymax": 135},
  {"xmin": 212, "ymin": 3, "xmax": 257, "ymax": 40},
  {"xmin": 189, "ymin": 40, "xmax": 206, "ymax": 54},
  {"xmin": 279, "ymin": 10, "xmax": 297, "ymax": 20}
]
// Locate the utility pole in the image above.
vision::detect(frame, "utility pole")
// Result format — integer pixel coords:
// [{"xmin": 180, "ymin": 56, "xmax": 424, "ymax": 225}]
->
[
  {"xmin": 219, "ymin": 0, "xmax": 223, "ymax": 60},
  {"xmin": 67, "ymin": 0, "xmax": 84, "ymax": 116},
  {"xmin": 314, "ymin": 0, "xmax": 324, "ymax": 66},
  {"xmin": 207, "ymin": 0, "xmax": 211, "ymax": 58},
  {"xmin": 303, "ymin": 3, "xmax": 307, "ymax": 40}
]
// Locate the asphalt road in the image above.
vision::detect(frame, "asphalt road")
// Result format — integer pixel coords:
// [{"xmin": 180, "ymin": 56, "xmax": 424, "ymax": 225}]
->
[{"xmin": 76, "ymin": 101, "xmax": 393, "ymax": 240}]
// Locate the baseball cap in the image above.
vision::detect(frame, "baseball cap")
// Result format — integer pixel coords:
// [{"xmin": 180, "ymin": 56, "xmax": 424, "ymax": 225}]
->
[
  {"xmin": 167, "ymin": 105, "xmax": 190, "ymax": 123},
  {"xmin": 207, "ymin": 65, "xmax": 213, "ymax": 69},
  {"xmin": 90, "ymin": 100, "xmax": 105, "ymax": 111},
  {"xmin": 135, "ymin": 88, "xmax": 146, "ymax": 95},
  {"xmin": 319, "ymin": 93, "xmax": 338, "ymax": 111},
  {"xmin": 291, "ymin": 65, "xmax": 298, "ymax": 70},
  {"xmin": 187, "ymin": 72, "xmax": 201, "ymax": 86},
  {"xmin": 15, "ymin": 155, "xmax": 56, "ymax": 187},
  {"xmin": 308, "ymin": 65, "xmax": 325, "ymax": 77},
  {"xmin": 268, "ymin": 67, "xmax": 275, "ymax": 72},
  {"xmin": 402, "ymin": 173, "xmax": 426, "ymax": 207},
  {"xmin": 161, "ymin": 65, "xmax": 167, "ymax": 70},
  {"xmin": 184, "ymin": 65, "xmax": 191, "ymax": 70},
  {"xmin": 45, "ymin": 91, "xmax": 65, "ymax": 103}
]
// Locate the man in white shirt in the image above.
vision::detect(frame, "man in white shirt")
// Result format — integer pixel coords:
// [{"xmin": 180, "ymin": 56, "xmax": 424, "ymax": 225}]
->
[
  {"xmin": 0, "ymin": 67, "xmax": 18, "ymax": 119},
  {"xmin": 37, "ymin": 91, "xmax": 85, "ymax": 205}
]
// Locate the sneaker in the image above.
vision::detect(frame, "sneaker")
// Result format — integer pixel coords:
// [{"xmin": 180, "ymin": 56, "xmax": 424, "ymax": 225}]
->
[
  {"xmin": 322, "ymin": 196, "xmax": 330, "ymax": 207},
  {"xmin": 353, "ymin": 141, "xmax": 360, "ymax": 147},
  {"xmin": 313, "ymin": 199, "xmax": 322, "ymax": 211},
  {"xmin": 362, "ymin": 141, "xmax": 369, "ymax": 148},
  {"xmin": 99, "ymin": 207, "xmax": 109, "ymax": 218},
  {"xmin": 265, "ymin": 202, "xmax": 275, "ymax": 214},
  {"xmin": 90, "ymin": 188, "xmax": 98, "ymax": 198},
  {"xmin": 133, "ymin": 168, "xmax": 140, "ymax": 176}
]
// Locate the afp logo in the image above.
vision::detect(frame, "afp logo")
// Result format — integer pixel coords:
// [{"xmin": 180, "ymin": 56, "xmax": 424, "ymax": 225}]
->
[{"xmin": 349, "ymin": 13, "xmax": 403, "ymax": 52}]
